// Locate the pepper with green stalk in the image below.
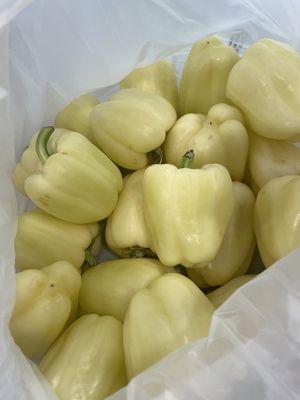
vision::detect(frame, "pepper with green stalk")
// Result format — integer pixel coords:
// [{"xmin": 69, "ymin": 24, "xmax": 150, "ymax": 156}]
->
[
  {"xmin": 15, "ymin": 127, "xmax": 123, "ymax": 224},
  {"xmin": 143, "ymin": 150, "xmax": 234, "ymax": 267},
  {"xmin": 15, "ymin": 209, "xmax": 101, "ymax": 270}
]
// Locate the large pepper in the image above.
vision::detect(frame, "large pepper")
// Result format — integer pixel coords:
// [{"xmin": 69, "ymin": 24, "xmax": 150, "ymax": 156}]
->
[
  {"xmin": 10, "ymin": 261, "xmax": 81, "ymax": 359},
  {"xmin": 90, "ymin": 89, "xmax": 176, "ymax": 170},
  {"xmin": 143, "ymin": 155, "xmax": 234, "ymax": 267},
  {"xmin": 226, "ymin": 39, "xmax": 300, "ymax": 140},
  {"xmin": 79, "ymin": 258, "xmax": 174, "ymax": 321},
  {"xmin": 105, "ymin": 168, "xmax": 154, "ymax": 257},
  {"xmin": 247, "ymin": 132, "xmax": 300, "ymax": 194},
  {"xmin": 164, "ymin": 103, "xmax": 249, "ymax": 181},
  {"xmin": 179, "ymin": 36, "xmax": 239, "ymax": 116},
  {"xmin": 207, "ymin": 275, "xmax": 256, "ymax": 308},
  {"xmin": 120, "ymin": 60, "xmax": 179, "ymax": 111},
  {"xmin": 123, "ymin": 273, "xmax": 215, "ymax": 379},
  {"xmin": 187, "ymin": 182, "xmax": 255, "ymax": 287},
  {"xmin": 55, "ymin": 94, "xmax": 100, "ymax": 143},
  {"xmin": 40, "ymin": 314, "xmax": 127, "ymax": 400},
  {"xmin": 254, "ymin": 175, "xmax": 300, "ymax": 267},
  {"xmin": 23, "ymin": 127, "xmax": 123, "ymax": 223},
  {"xmin": 15, "ymin": 209, "xmax": 100, "ymax": 270}
]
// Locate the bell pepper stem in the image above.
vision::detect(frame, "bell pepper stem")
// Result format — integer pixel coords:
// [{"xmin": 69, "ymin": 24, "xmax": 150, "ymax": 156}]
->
[
  {"xmin": 124, "ymin": 246, "xmax": 156, "ymax": 259},
  {"xmin": 180, "ymin": 150, "xmax": 194, "ymax": 168},
  {"xmin": 85, "ymin": 249, "xmax": 96, "ymax": 266},
  {"xmin": 36, "ymin": 126, "xmax": 55, "ymax": 164}
]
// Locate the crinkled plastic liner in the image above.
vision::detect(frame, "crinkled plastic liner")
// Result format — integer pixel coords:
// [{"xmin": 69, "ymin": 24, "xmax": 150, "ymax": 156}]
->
[{"xmin": 0, "ymin": 1, "xmax": 300, "ymax": 399}]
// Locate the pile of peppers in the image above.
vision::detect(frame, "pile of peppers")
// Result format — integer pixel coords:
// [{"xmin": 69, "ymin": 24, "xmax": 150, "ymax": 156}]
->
[{"xmin": 10, "ymin": 36, "xmax": 300, "ymax": 400}]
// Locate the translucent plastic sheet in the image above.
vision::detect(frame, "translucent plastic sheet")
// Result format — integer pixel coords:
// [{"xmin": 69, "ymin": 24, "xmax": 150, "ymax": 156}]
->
[{"xmin": 0, "ymin": 1, "xmax": 300, "ymax": 399}]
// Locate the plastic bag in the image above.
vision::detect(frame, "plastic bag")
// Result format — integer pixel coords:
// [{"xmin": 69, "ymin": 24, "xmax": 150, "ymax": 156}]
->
[{"xmin": 1, "ymin": 1, "xmax": 300, "ymax": 399}]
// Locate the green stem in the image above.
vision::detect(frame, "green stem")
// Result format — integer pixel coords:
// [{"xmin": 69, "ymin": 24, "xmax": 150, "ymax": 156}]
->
[
  {"xmin": 85, "ymin": 249, "xmax": 96, "ymax": 266},
  {"xmin": 180, "ymin": 150, "xmax": 194, "ymax": 168},
  {"xmin": 123, "ymin": 246, "xmax": 156, "ymax": 259},
  {"xmin": 36, "ymin": 126, "xmax": 55, "ymax": 164}
]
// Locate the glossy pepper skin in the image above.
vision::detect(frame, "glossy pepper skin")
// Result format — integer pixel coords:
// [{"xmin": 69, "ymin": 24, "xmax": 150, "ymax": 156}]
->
[
  {"xmin": 23, "ymin": 127, "xmax": 123, "ymax": 223},
  {"xmin": 179, "ymin": 36, "xmax": 239, "ymax": 116},
  {"xmin": 227, "ymin": 39, "xmax": 300, "ymax": 140},
  {"xmin": 165, "ymin": 103, "xmax": 249, "ymax": 181},
  {"xmin": 15, "ymin": 209, "xmax": 100, "ymax": 270},
  {"xmin": 120, "ymin": 60, "xmax": 179, "ymax": 111},
  {"xmin": 123, "ymin": 273, "xmax": 215, "ymax": 379},
  {"xmin": 10, "ymin": 261, "xmax": 81, "ymax": 359},
  {"xmin": 55, "ymin": 94, "xmax": 100, "ymax": 143},
  {"xmin": 90, "ymin": 89, "xmax": 176, "ymax": 170},
  {"xmin": 105, "ymin": 168, "xmax": 153, "ymax": 257},
  {"xmin": 187, "ymin": 182, "xmax": 255, "ymax": 287},
  {"xmin": 254, "ymin": 175, "xmax": 300, "ymax": 267},
  {"xmin": 143, "ymin": 161, "xmax": 234, "ymax": 267},
  {"xmin": 247, "ymin": 132, "xmax": 300, "ymax": 194},
  {"xmin": 40, "ymin": 314, "xmax": 127, "ymax": 400},
  {"xmin": 207, "ymin": 275, "xmax": 256, "ymax": 308},
  {"xmin": 79, "ymin": 258, "xmax": 175, "ymax": 321},
  {"xmin": 12, "ymin": 132, "xmax": 42, "ymax": 194}
]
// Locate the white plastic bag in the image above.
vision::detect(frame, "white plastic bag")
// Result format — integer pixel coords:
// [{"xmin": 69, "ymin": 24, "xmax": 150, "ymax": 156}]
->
[{"xmin": 1, "ymin": 1, "xmax": 300, "ymax": 399}]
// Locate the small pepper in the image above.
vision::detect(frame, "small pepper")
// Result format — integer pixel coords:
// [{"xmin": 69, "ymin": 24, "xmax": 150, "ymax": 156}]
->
[
  {"xmin": 79, "ymin": 258, "xmax": 174, "ymax": 321},
  {"xmin": 187, "ymin": 182, "xmax": 255, "ymax": 286},
  {"xmin": 15, "ymin": 209, "xmax": 100, "ymax": 270},
  {"xmin": 23, "ymin": 127, "xmax": 123, "ymax": 223},
  {"xmin": 227, "ymin": 39, "xmax": 300, "ymax": 140},
  {"xmin": 40, "ymin": 314, "xmax": 127, "ymax": 400},
  {"xmin": 90, "ymin": 89, "xmax": 176, "ymax": 170},
  {"xmin": 179, "ymin": 36, "xmax": 239, "ymax": 115},
  {"xmin": 10, "ymin": 261, "xmax": 81, "ymax": 359},
  {"xmin": 120, "ymin": 60, "xmax": 179, "ymax": 111},
  {"xmin": 55, "ymin": 94, "xmax": 100, "ymax": 143},
  {"xmin": 143, "ymin": 152, "xmax": 234, "ymax": 267},
  {"xmin": 165, "ymin": 103, "xmax": 249, "ymax": 181},
  {"xmin": 123, "ymin": 273, "xmax": 215, "ymax": 379},
  {"xmin": 254, "ymin": 175, "xmax": 300, "ymax": 267},
  {"xmin": 105, "ymin": 168, "xmax": 154, "ymax": 258},
  {"xmin": 247, "ymin": 132, "xmax": 300, "ymax": 194}
]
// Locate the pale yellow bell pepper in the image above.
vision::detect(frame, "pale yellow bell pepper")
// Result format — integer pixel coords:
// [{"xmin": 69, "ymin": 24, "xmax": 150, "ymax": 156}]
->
[
  {"xmin": 120, "ymin": 60, "xmax": 179, "ymax": 111},
  {"xmin": 226, "ymin": 39, "xmax": 300, "ymax": 140},
  {"xmin": 23, "ymin": 127, "xmax": 123, "ymax": 223},
  {"xmin": 254, "ymin": 175, "xmax": 300, "ymax": 267},
  {"xmin": 187, "ymin": 182, "xmax": 255, "ymax": 286},
  {"xmin": 10, "ymin": 261, "xmax": 81, "ymax": 359},
  {"xmin": 105, "ymin": 168, "xmax": 154, "ymax": 257},
  {"xmin": 247, "ymin": 132, "xmax": 300, "ymax": 194},
  {"xmin": 55, "ymin": 94, "xmax": 100, "ymax": 143},
  {"xmin": 123, "ymin": 273, "xmax": 215, "ymax": 379},
  {"xmin": 90, "ymin": 89, "xmax": 176, "ymax": 170},
  {"xmin": 143, "ymin": 158, "xmax": 234, "ymax": 267},
  {"xmin": 164, "ymin": 103, "xmax": 249, "ymax": 181},
  {"xmin": 207, "ymin": 275, "xmax": 256, "ymax": 308},
  {"xmin": 179, "ymin": 36, "xmax": 239, "ymax": 115},
  {"xmin": 12, "ymin": 132, "xmax": 42, "ymax": 194},
  {"xmin": 15, "ymin": 209, "xmax": 100, "ymax": 270},
  {"xmin": 79, "ymin": 258, "xmax": 175, "ymax": 321},
  {"xmin": 40, "ymin": 314, "xmax": 126, "ymax": 400}
]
